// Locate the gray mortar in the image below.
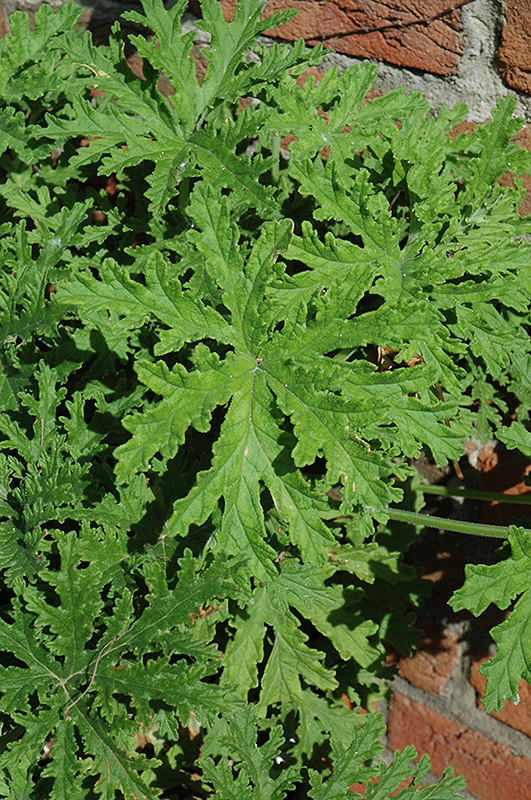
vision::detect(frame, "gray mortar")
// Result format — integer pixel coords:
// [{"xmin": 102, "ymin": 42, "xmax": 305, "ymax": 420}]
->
[
  {"xmin": 390, "ymin": 674, "xmax": 531, "ymax": 758},
  {"xmin": 2, "ymin": 0, "xmax": 16, "ymax": 18}
]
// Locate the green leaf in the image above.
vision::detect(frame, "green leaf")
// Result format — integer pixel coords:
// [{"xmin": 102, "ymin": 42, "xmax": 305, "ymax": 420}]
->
[
  {"xmin": 223, "ymin": 578, "xmax": 336, "ymax": 712},
  {"xmin": 222, "ymin": 588, "xmax": 268, "ymax": 698},
  {"xmin": 37, "ymin": 0, "xmax": 301, "ymax": 217},
  {"xmin": 40, "ymin": 721, "xmax": 86, "ymax": 800},
  {"xmin": 201, "ymin": 707, "xmax": 298, "ymax": 800},
  {"xmin": 460, "ymin": 96, "xmax": 531, "ymax": 206},
  {"xmin": 363, "ymin": 753, "xmax": 466, "ymax": 799},
  {"xmin": 73, "ymin": 702, "xmax": 160, "ymax": 800},
  {"xmin": 498, "ymin": 421, "xmax": 531, "ymax": 456},
  {"xmin": 296, "ymin": 690, "xmax": 367, "ymax": 756},
  {"xmin": 6, "ymin": 1, "xmax": 531, "ymax": 795},
  {"xmin": 0, "ymin": 599, "xmax": 61, "ymax": 715},
  {"xmin": 0, "ymin": 0, "xmax": 82, "ymax": 105},
  {"xmin": 257, "ymin": 592, "xmax": 337, "ymax": 710},
  {"xmin": 68, "ymin": 184, "xmax": 409, "ymax": 578},
  {"xmin": 307, "ymin": 712, "xmax": 384, "ymax": 798}
]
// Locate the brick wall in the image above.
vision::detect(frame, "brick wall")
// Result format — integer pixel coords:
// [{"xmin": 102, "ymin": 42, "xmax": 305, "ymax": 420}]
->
[
  {"xmin": 377, "ymin": 440, "xmax": 531, "ymax": 800},
  {"xmin": 384, "ymin": 535, "xmax": 531, "ymax": 800},
  {"xmin": 2, "ymin": 1, "xmax": 531, "ymax": 797}
]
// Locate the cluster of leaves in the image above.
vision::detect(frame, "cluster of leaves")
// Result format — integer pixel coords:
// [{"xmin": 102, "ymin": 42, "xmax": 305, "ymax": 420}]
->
[{"xmin": 1, "ymin": 0, "xmax": 531, "ymax": 796}]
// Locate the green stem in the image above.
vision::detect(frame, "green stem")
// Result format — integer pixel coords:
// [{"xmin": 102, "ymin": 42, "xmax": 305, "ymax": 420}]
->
[
  {"xmin": 384, "ymin": 507, "xmax": 524, "ymax": 538},
  {"xmin": 419, "ymin": 483, "xmax": 531, "ymax": 506}
]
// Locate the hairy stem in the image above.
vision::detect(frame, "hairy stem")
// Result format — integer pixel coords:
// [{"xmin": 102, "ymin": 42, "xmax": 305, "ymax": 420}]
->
[{"xmin": 384, "ymin": 507, "xmax": 527, "ymax": 538}]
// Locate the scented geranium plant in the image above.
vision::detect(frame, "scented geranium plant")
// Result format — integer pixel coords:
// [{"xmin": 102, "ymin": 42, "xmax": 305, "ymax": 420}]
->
[{"xmin": 1, "ymin": 0, "xmax": 531, "ymax": 796}]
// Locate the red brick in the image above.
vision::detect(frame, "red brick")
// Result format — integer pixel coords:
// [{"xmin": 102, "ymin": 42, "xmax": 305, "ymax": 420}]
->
[
  {"xmin": 497, "ymin": 1, "xmax": 531, "ymax": 94},
  {"xmin": 0, "ymin": 0, "xmax": 9, "ymax": 37},
  {"xmin": 220, "ymin": 0, "xmax": 464, "ymax": 75},
  {"xmin": 391, "ymin": 622, "xmax": 461, "ymax": 696},
  {"xmin": 388, "ymin": 693, "xmax": 531, "ymax": 800},
  {"xmin": 478, "ymin": 445, "xmax": 531, "ymax": 528},
  {"xmin": 470, "ymin": 652, "xmax": 531, "ymax": 739}
]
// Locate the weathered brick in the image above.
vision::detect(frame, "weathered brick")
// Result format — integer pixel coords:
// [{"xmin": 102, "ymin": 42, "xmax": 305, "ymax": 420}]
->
[
  {"xmin": 470, "ymin": 652, "xmax": 531, "ymax": 739},
  {"xmin": 0, "ymin": 0, "xmax": 13, "ymax": 37},
  {"xmin": 221, "ymin": 0, "xmax": 464, "ymax": 75},
  {"xmin": 389, "ymin": 621, "xmax": 461, "ymax": 696},
  {"xmin": 388, "ymin": 693, "xmax": 531, "ymax": 800},
  {"xmin": 497, "ymin": 0, "xmax": 531, "ymax": 94},
  {"xmin": 478, "ymin": 445, "xmax": 531, "ymax": 528}
]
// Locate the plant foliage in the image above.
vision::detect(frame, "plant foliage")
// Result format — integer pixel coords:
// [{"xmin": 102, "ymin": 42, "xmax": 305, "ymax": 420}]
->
[{"xmin": 1, "ymin": 0, "xmax": 531, "ymax": 795}]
